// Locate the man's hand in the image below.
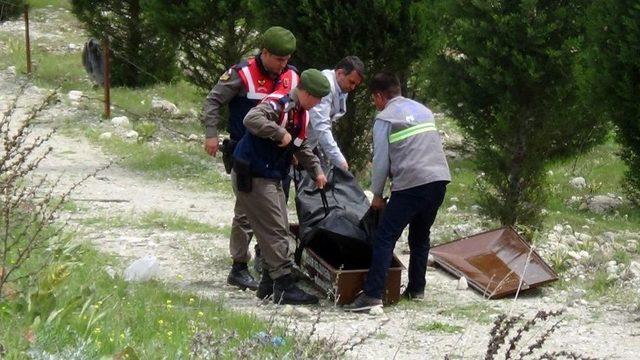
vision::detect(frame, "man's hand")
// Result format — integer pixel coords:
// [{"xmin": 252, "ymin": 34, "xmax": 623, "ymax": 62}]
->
[
  {"xmin": 279, "ymin": 132, "xmax": 292, "ymax": 147},
  {"xmin": 204, "ymin": 136, "xmax": 219, "ymax": 157},
  {"xmin": 371, "ymin": 195, "xmax": 386, "ymax": 210},
  {"xmin": 315, "ymin": 173, "xmax": 327, "ymax": 189}
]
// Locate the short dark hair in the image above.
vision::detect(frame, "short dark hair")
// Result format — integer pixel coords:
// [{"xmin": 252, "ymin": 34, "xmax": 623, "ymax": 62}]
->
[
  {"xmin": 335, "ymin": 56, "xmax": 365, "ymax": 79},
  {"xmin": 369, "ymin": 72, "xmax": 401, "ymax": 99}
]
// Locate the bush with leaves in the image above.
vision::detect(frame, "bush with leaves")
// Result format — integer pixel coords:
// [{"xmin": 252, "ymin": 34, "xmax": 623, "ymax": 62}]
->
[
  {"xmin": 0, "ymin": 85, "xmax": 96, "ymax": 303},
  {"xmin": 424, "ymin": 0, "xmax": 608, "ymax": 226},
  {"xmin": 70, "ymin": 0, "xmax": 177, "ymax": 87},
  {"xmin": 253, "ymin": 1, "xmax": 430, "ymax": 173},
  {"xmin": 583, "ymin": 0, "xmax": 640, "ymax": 205},
  {"xmin": 0, "ymin": 0, "xmax": 23, "ymax": 22},
  {"xmin": 142, "ymin": 0, "xmax": 258, "ymax": 92}
]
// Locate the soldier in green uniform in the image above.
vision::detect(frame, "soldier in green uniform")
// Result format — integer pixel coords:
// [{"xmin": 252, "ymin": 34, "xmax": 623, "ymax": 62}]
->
[
  {"xmin": 203, "ymin": 27, "xmax": 299, "ymax": 291},
  {"xmin": 232, "ymin": 69, "xmax": 331, "ymax": 304}
]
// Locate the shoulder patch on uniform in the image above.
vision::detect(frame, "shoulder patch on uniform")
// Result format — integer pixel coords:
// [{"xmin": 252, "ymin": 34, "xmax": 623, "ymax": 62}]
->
[{"xmin": 219, "ymin": 69, "xmax": 232, "ymax": 81}]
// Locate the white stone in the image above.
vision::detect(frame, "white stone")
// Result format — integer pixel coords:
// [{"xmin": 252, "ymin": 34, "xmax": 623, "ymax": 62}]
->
[
  {"xmin": 294, "ymin": 307, "xmax": 313, "ymax": 317},
  {"xmin": 152, "ymin": 98, "xmax": 179, "ymax": 115},
  {"xmin": 188, "ymin": 134, "xmax": 199, "ymax": 141},
  {"xmin": 628, "ymin": 262, "xmax": 640, "ymax": 279},
  {"xmin": 125, "ymin": 130, "xmax": 139, "ymax": 139},
  {"xmin": 561, "ymin": 234, "xmax": 578, "ymax": 245},
  {"xmin": 547, "ymin": 170, "xmax": 554, "ymax": 176},
  {"xmin": 123, "ymin": 255, "xmax": 159, "ymax": 282},
  {"xmin": 369, "ymin": 306, "xmax": 384, "ymax": 316},
  {"xmin": 578, "ymin": 250, "xmax": 589, "ymax": 259},
  {"xmin": 111, "ymin": 116, "xmax": 130, "ymax": 127},
  {"xmin": 68, "ymin": 90, "xmax": 83, "ymax": 101},
  {"xmin": 553, "ymin": 224, "xmax": 564, "ymax": 234},
  {"xmin": 574, "ymin": 232, "xmax": 593, "ymax": 242},
  {"xmin": 470, "ymin": 205, "xmax": 482, "ymax": 212},
  {"xmin": 450, "ymin": 197, "xmax": 459, "ymax": 202},
  {"xmin": 104, "ymin": 266, "xmax": 117, "ymax": 279},
  {"xmin": 457, "ymin": 276, "xmax": 468, "ymax": 290},
  {"xmin": 281, "ymin": 305, "xmax": 295, "ymax": 315},
  {"xmin": 587, "ymin": 195, "xmax": 623, "ymax": 214},
  {"xmin": 602, "ymin": 231, "xmax": 616, "ymax": 242},
  {"xmin": 7, "ymin": 66, "xmax": 16, "ymax": 76},
  {"xmin": 569, "ymin": 177, "xmax": 586, "ymax": 189},
  {"xmin": 99, "ymin": 132, "xmax": 112, "ymax": 140},
  {"xmin": 567, "ymin": 251, "xmax": 582, "ymax": 261},
  {"xmin": 447, "ymin": 205, "xmax": 457, "ymax": 213}
]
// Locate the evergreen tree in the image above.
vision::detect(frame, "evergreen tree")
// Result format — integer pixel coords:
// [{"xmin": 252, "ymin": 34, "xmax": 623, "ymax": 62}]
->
[
  {"xmin": 253, "ymin": 0, "xmax": 429, "ymax": 173},
  {"xmin": 0, "ymin": 0, "xmax": 24, "ymax": 22},
  {"xmin": 583, "ymin": 0, "xmax": 640, "ymax": 205},
  {"xmin": 143, "ymin": 0, "xmax": 258, "ymax": 91},
  {"xmin": 71, "ymin": 0, "xmax": 177, "ymax": 87},
  {"xmin": 424, "ymin": 0, "xmax": 608, "ymax": 226}
]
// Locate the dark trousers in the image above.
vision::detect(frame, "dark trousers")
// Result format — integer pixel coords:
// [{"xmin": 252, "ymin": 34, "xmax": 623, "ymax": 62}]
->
[{"xmin": 363, "ymin": 181, "xmax": 447, "ymax": 299}]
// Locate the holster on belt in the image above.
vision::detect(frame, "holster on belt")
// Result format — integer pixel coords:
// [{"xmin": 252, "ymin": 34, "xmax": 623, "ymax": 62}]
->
[
  {"xmin": 221, "ymin": 138, "xmax": 237, "ymax": 174},
  {"xmin": 233, "ymin": 157, "xmax": 252, "ymax": 193}
]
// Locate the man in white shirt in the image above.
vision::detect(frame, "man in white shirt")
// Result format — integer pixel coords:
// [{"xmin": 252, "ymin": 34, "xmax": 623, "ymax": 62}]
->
[{"xmin": 307, "ymin": 56, "xmax": 365, "ymax": 170}]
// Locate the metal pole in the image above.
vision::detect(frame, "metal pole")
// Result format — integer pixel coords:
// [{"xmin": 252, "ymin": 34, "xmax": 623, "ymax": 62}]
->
[
  {"xmin": 102, "ymin": 36, "xmax": 111, "ymax": 119},
  {"xmin": 24, "ymin": 4, "xmax": 31, "ymax": 74}
]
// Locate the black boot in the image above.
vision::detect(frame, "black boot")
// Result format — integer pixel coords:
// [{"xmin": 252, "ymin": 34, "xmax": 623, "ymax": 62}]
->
[
  {"xmin": 253, "ymin": 244, "xmax": 263, "ymax": 274},
  {"xmin": 255, "ymin": 269, "xmax": 273, "ymax": 300},
  {"xmin": 227, "ymin": 262, "xmax": 258, "ymax": 291},
  {"xmin": 273, "ymin": 274, "xmax": 318, "ymax": 305}
]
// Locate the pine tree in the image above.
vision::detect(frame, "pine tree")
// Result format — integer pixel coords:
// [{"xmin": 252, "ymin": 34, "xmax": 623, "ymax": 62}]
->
[
  {"xmin": 253, "ymin": 0, "xmax": 429, "ymax": 172},
  {"xmin": 71, "ymin": 0, "xmax": 177, "ymax": 87},
  {"xmin": 142, "ymin": 0, "xmax": 258, "ymax": 91},
  {"xmin": 583, "ymin": 0, "xmax": 640, "ymax": 205},
  {"xmin": 424, "ymin": 0, "xmax": 608, "ymax": 225},
  {"xmin": 0, "ymin": 0, "xmax": 24, "ymax": 22}
]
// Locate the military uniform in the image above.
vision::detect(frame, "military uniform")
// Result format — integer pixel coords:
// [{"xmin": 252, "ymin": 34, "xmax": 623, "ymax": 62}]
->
[
  {"xmin": 202, "ymin": 26, "xmax": 298, "ymax": 290},
  {"xmin": 232, "ymin": 69, "xmax": 330, "ymax": 305}
]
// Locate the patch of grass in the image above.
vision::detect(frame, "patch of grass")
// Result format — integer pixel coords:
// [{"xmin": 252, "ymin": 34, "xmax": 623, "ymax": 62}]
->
[
  {"xmin": 83, "ymin": 127, "xmax": 231, "ymax": 194},
  {"xmin": 612, "ymin": 248, "xmax": 631, "ymax": 265},
  {"xmin": 0, "ymin": 245, "xmax": 298, "ymax": 359},
  {"xmin": 586, "ymin": 270, "xmax": 616, "ymax": 298},
  {"xmin": 28, "ymin": 0, "xmax": 71, "ymax": 9},
  {"xmin": 438, "ymin": 302, "xmax": 498, "ymax": 324},
  {"xmin": 82, "ymin": 210, "xmax": 229, "ymax": 235},
  {"xmin": 415, "ymin": 321, "xmax": 463, "ymax": 333}
]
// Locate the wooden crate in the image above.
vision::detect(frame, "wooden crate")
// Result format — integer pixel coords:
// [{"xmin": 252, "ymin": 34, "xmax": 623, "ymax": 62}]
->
[{"xmin": 300, "ymin": 248, "xmax": 404, "ymax": 305}]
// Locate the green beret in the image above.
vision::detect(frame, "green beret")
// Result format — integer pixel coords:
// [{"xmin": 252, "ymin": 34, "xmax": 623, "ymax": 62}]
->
[
  {"xmin": 300, "ymin": 69, "xmax": 331, "ymax": 98},
  {"xmin": 262, "ymin": 26, "xmax": 296, "ymax": 56}
]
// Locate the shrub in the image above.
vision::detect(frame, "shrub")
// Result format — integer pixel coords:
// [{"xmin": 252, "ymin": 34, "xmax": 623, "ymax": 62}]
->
[
  {"xmin": 0, "ymin": 0, "xmax": 24, "ymax": 22},
  {"xmin": 583, "ymin": 0, "xmax": 640, "ymax": 205},
  {"xmin": 424, "ymin": 0, "xmax": 608, "ymax": 226},
  {"xmin": 70, "ymin": 0, "xmax": 177, "ymax": 87},
  {"xmin": 253, "ymin": 1, "xmax": 430, "ymax": 173},
  {"xmin": 143, "ymin": 0, "xmax": 258, "ymax": 91}
]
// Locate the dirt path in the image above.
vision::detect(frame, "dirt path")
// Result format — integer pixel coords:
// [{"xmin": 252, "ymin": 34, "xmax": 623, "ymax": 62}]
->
[{"xmin": 2, "ymin": 9, "xmax": 640, "ymax": 359}]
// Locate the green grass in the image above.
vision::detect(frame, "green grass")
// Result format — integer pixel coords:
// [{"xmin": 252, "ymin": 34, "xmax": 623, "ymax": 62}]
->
[
  {"xmin": 415, "ymin": 321, "xmax": 463, "ymax": 334},
  {"xmin": 81, "ymin": 210, "xmax": 230, "ymax": 235},
  {"xmin": 28, "ymin": 0, "xmax": 71, "ymax": 9},
  {"xmin": 80, "ymin": 127, "xmax": 231, "ymax": 194},
  {"xmin": 438, "ymin": 302, "xmax": 499, "ymax": 325},
  {"xmin": 0, "ymin": 244, "xmax": 302, "ymax": 359}
]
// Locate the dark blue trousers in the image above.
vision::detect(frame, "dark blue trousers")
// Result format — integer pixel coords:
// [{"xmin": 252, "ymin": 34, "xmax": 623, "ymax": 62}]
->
[{"xmin": 363, "ymin": 181, "xmax": 447, "ymax": 299}]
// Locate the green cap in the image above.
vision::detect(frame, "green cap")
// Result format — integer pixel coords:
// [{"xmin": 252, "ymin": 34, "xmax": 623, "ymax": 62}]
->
[
  {"xmin": 261, "ymin": 26, "xmax": 296, "ymax": 56},
  {"xmin": 300, "ymin": 69, "xmax": 331, "ymax": 98}
]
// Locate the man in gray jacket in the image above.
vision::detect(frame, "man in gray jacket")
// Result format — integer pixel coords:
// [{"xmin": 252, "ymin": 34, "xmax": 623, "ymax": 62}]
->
[
  {"xmin": 345, "ymin": 72, "xmax": 451, "ymax": 312},
  {"xmin": 307, "ymin": 56, "xmax": 365, "ymax": 170}
]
